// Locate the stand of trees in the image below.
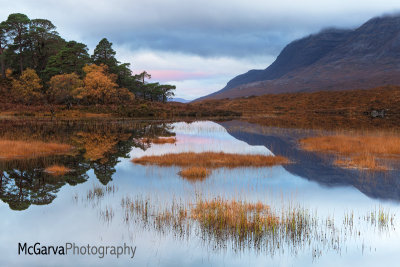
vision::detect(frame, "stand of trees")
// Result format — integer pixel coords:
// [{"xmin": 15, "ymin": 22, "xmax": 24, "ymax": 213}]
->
[{"xmin": 0, "ymin": 13, "xmax": 175, "ymax": 106}]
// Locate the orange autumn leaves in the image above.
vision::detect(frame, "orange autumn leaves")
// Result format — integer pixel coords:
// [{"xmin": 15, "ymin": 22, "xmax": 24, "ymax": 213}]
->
[
  {"xmin": 72, "ymin": 64, "xmax": 133, "ymax": 104},
  {"xmin": 11, "ymin": 68, "xmax": 43, "ymax": 103},
  {"xmin": 10, "ymin": 64, "xmax": 135, "ymax": 105},
  {"xmin": 73, "ymin": 64, "xmax": 134, "ymax": 104}
]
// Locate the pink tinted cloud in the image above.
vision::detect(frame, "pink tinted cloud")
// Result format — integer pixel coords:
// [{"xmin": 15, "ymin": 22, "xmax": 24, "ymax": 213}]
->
[{"xmin": 133, "ymin": 70, "xmax": 211, "ymax": 82}]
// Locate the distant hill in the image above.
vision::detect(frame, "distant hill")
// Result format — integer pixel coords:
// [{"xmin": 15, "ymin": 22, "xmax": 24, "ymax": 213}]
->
[
  {"xmin": 168, "ymin": 98, "xmax": 191, "ymax": 103},
  {"xmin": 198, "ymin": 15, "xmax": 400, "ymax": 100},
  {"xmin": 194, "ymin": 85, "xmax": 400, "ymax": 130}
]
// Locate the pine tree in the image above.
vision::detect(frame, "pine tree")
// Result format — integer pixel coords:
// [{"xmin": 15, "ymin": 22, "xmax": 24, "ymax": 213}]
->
[{"xmin": 91, "ymin": 38, "xmax": 118, "ymax": 68}]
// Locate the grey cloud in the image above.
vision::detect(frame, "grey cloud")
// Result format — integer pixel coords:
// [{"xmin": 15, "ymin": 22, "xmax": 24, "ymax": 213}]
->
[
  {"xmin": 1, "ymin": 0, "xmax": 399, "ymax": 58},
  {"xmin": 99, "ymin": 30, "xmax": 295, "ymax": 58}
]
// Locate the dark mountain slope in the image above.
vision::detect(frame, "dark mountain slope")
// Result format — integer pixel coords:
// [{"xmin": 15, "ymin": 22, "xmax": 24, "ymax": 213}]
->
[{"xmin": 198, "ymin": 15, "xmax": 400, "ymax": 100}]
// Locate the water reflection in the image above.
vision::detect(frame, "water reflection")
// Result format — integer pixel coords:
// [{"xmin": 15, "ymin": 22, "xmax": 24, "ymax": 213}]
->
[
  {"xmin": 0, "ymin": 119, "xmax": 175, "ymax": 210},
  {"xmin": 218, "ymin": 120, "xmax": 400, "ymax": 202},
  {"xmin": 2, "ymin": 119, "xmax": 400, "ymax": 211},
  {"xmin": 1, "ymin": 119, "xmax": 400, "ymax": 266}
]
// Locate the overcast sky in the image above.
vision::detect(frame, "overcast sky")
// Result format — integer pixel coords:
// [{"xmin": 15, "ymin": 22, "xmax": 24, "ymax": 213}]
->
[{"xmin": 1, "ymin": 0, "xmax": 400, "ymax": 99}]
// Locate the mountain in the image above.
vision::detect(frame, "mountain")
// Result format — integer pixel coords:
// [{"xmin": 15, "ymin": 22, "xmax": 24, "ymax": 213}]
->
[
  {"xmin": 198, "ymin": 15, "xmax": 400, "ymax": 100},
  {"xmin": 168, "ymin": 98, "xmax": 191, "ymax": 103}
]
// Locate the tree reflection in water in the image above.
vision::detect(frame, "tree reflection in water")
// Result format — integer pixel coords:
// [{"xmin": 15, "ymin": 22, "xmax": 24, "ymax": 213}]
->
[{"xmin": 0, "ymin": 119, "xmax": 175, "ymax": 210}]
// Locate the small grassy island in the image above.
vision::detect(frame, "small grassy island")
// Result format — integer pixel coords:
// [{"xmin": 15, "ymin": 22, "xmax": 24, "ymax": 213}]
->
[{"xmin": 133, "ymin": 152, "xmax": 289, "ymax": 179}]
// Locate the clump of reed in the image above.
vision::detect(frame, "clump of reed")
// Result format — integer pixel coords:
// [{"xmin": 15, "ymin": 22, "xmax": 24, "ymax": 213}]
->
[
  {"xmin": 121, "ymin": 196, "xmax": 150, "ymax": 224},
  {"xmin": 191, "ymin": 198, "xmax": 280, "ymax": 238},
  {"xmin": 44, "ymin": 165, "xmax": 71, "ymax": 176},
  {"xmin": 87, "ymin": 184, "xmax": 118, "ymax": 201},
  {"xmin": 100, "ymin": 206, "xmax": 114, "ymax": 223},
  {"xmin": 364, "ymin": 207, "xmax": 395, "ymax": 230},
  {"xmin": 87, "ymin": 185, "xmax": 104, "ymax": 200},
  {"xmin": 299, "ymin": 134, "xmax": 400, "ymax": 170},
  {"xmin": 132, "ymin": 152, "xmax": 289, "ymax": 168},
  {"xmin": 121, "ymin": 196, "xmax": 326, "ymax": 253},
  {"xmin": 105, "ymin": 184, "xmax": 118, "ymax": 194},
  {"xmin": 119, "ymin": 195, "xmax": 396, "ymax": 257},
  {"xmin": 0, "ymin": 139, "xmax": 73, "ymax": 160},
  {"xmin": 121, "ymin": 196, "xmax": 190, "ymax": 235},
  {"xmin": 178, "ymin": 167, "xmax": 211, "ymax": 180}
]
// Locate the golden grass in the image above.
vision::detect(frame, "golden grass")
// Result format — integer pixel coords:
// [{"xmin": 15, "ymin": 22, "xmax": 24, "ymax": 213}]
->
[
  {"xmin": 44, "ymin": 165, "xmax": 71, "ymax": 176},
  {"xmin": 132, "ymin": 152, "xmax": 289, "ymax": 168},
  {"xmin": 300, "ymin": 134, "xmax": 400, "ymax": 170},
  {"xmin": 143, "ymin": 137, "xmax": 177, "ymax": 144},
  {"xmin": 300, "ymin": 135, "xmax": 400, "ymax": 156},
  {"xmin": 0, "ymin": 140, "xmax": 73, "ymax": 160},
  {"xmin": 191, "ymin": 198, "xmax": 280, "ymax": 232},
  {"xmin": 194, "ymin": 85, "xmax": 400, "ymax": 130},
  {"xmin": 178, "ymin": 166, "xmax": 211, "ymax": 179}
]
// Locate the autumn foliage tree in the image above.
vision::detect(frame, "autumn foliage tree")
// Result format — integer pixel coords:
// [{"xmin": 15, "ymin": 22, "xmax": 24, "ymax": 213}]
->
[
  {"xmin": 73, "ymin": 64, "xmax": 134, "ymax": 104},
  {"xmin": 48, "ymin": 72, "xmax": 83, "ymax": 104},
  {"xmin": 11, "ymin": 68, "xmax": 43, "ymax": 104}
]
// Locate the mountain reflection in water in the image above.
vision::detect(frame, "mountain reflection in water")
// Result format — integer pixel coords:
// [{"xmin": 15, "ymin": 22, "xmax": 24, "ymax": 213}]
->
[{"xmin": 218, "ymin": 120, "xmax": 400, "ymax": 202}]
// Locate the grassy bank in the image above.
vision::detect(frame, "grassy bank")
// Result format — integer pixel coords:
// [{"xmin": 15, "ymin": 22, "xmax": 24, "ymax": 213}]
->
[
  {"xmin": 300, "ymin": 134, "xmax": 400, "ymax": 170},
  {"xmin": 194, "ymin": 85, "xmax": 400, "ymax": 130},
  {"xmin": 0, "ymin": 99, "xmax": 241, "ymax": 119}
]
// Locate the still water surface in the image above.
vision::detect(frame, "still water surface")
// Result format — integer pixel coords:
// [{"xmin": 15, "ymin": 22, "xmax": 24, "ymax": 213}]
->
[{"xmin": 0, "ymin": 120, "xmax": 399, "ymax": 266}]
